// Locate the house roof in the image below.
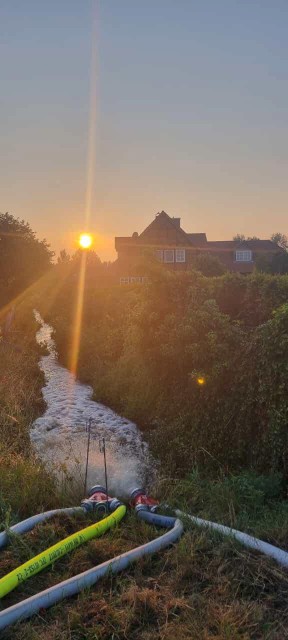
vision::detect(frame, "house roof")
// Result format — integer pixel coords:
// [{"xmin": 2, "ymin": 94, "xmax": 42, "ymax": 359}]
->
[
  {"xmin": 115, "ymin": 212, "xmax": 284, "ymax": 254},
  {"xmin": 115, "ymin": 236, "xmax": 134, "ymax": 244},
  {"xmin": 117, "ymin": 212, "xmax": 207, "ymax": 247},
  {"xmin": 205, "ymin": 240, "xmax": 281, "ymax": 252},
  {"xmin": 187, "ymin": 233, "xmax": 207, "ymax": 246},
  {"xmin": 137, "ymin": 211, "xmax": 191, "ymax": 246}
]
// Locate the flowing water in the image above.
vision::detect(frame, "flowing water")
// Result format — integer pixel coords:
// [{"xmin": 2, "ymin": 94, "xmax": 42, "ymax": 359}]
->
[{"xmin": 31, "ymin": 312, "xmax": 155, "ymax": 497}]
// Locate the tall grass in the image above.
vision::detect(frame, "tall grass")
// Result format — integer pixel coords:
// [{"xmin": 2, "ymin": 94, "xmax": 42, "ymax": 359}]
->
[
  {"xmin": 1, "ymin": 295, "xmax": 288, "ymax": 638},
  {"xmin": 0, "ymin": 308, "xmax": 59, "ymax": 520}
]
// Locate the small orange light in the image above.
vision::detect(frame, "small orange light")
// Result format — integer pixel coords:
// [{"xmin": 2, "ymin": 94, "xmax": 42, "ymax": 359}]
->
[{"xmin": 197, "ymin": 376, "xmax": 206, "ymax": 386}]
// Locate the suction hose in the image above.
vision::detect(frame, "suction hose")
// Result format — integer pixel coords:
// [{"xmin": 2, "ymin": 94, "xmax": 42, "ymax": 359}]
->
[
  {"xmin": 0, "ymin": 493, "xmax": 183, "ymax": 631},
  {"xmin": 0, "ymin": 505, "xmax": 126, "ymax": 599},
  {"xmin": 0, "ymin": 486, "xmax": 125, "ymax": 599},
  {"xmin": 174, "ymin": 509, "xmax": 288, "ymax": 569},
  {"xmin": 130, "ymin": 489, "xmax": 288, "ymax": 569},
  {"xmin": 0, "ymin": 508, "xmax": 83, "ymax": 550},
  {"xmin": 0, "ymin": 484, "xmax": 120, "ymax": 552}
]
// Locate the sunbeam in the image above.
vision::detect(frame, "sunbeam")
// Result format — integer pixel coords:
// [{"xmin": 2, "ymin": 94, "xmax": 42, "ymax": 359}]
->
[
  {"xmin": 69, "ymin": 252, "xmax": 87, "ymax": 376},
  {"xmin": 0, "ymin": 262, "xmax": 73, "ymax": 328},
  {"xmin": 69, "ymin": 2, "xmax": 98, "ymax": 377},
  {"xmin": 84, "ymin": 3, "xmax": 98, "ymax": 232}
]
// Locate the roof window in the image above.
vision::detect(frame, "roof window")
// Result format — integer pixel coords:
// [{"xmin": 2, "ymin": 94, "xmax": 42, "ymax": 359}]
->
[{"xmin": 235, "ymin": 250, "xmax": 252, "ymax": 262}]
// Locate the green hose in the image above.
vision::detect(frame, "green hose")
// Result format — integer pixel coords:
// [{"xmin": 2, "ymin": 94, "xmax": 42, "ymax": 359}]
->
[{"xmin": 0, "ymin": 505, "xmax": 126, "ymax": 599}]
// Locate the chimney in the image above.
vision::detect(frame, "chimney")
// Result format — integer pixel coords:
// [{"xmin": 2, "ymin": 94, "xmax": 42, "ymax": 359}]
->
[{"xmin": 172, "ymin": 217, "xmax": 181, "ymax": 229}]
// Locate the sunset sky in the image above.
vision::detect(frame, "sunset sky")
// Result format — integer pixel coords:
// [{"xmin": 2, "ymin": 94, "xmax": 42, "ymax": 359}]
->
[{"xmin": 1, "ymin": 1, "xmax": 288, "ymax": 260}]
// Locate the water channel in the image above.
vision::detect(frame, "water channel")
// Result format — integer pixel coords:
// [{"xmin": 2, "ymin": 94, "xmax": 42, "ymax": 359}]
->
[{"xmin": 30, "ymin": 312, "xmax": 155, "ymax": 497}]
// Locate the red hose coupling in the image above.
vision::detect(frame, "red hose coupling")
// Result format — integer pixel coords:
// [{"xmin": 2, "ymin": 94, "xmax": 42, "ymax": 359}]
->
[{"xmin": 130, "ymin": 488, "xmax": 159, "ymax": 513}]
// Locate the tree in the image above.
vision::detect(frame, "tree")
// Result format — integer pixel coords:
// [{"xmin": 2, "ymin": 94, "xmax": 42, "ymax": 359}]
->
[
  {"xmin": 233, "ymin": 234, "xmax": 260, "ymax": 242},
  {"xmin": 255, "ymin": 253, "xmax": 272, "ymax": 274},
  {"xmin": 270, "ymin": 252, "xmax": 288, "ymax": 274},
  {"xmin": 0, "ymin": 212, "xmax": 54, "ymax": 304},
  {"xmin": 71, "ymin": 248, "xmax": 102, "ymax": 267},
  {"xmin": 256, "ymin": 251, "xmax": 288, "ymax": 275},
  {"xmin": 271, "ymin": 233, "xmax": 288, "ymax": 250},
  {"xmin": 190, "ymin": 253, "xmax": 227, "ymax": 277},
  {"xmin": 57, "ymin": 249, "xmax": 71, "ymax": 264}
]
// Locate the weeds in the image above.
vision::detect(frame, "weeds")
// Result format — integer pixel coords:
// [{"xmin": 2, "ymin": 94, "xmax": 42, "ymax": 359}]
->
[
  {"xmin": 1, "ymin": 480, "xmax": 288, "ymax": 639},
  {"xmin": 1, "ymin": 303, "xmax": 288, "ymax": 638},
  {"xmin": 1, "ymin": 513, "xmax": 288, "ymax": 639}
]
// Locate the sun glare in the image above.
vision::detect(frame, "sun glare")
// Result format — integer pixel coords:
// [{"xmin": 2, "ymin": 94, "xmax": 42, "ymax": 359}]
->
[{"xmin": 79, "ymin": 233, "xmax": 93, "ymax": 249}]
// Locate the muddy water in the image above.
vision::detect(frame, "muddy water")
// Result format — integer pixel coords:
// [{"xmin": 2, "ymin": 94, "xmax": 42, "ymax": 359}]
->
[{"xmin": 31, "ymin": 312, "xmax": 155, "ymax": 497}]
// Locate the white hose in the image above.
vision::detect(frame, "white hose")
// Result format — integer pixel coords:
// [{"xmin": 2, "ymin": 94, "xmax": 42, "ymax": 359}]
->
[
  {"xmin": 3, "ymin": 503, "xmax": 287, "ymax": 632},
  {"xmin": 175, "ymin": 509, "xmax": 288, "ymax": 568},
  {"xmin": 0, "ymin": 515, "xmax": 183, "ymax": 631},
  {"xmin": 0, "ymin": 508, "xmax": 83, "ymax": 550}
]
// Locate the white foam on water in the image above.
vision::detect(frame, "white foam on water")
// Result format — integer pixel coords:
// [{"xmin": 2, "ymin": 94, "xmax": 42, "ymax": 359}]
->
[{"xmin": 31, "ymin": 312, "xmax": 155, "ymax": 497}]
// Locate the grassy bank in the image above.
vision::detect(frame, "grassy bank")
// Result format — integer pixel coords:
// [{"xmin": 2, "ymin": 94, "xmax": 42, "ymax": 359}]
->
[
  {"xmin": 0, "ymin": 304, "xmax": 68, "ymax": 521},
  {"xmin": 1, "ymin": 472, "xmax": 288, "ymax": 639},
  {"xmin": 1, "ymin": 294, "xmax": 288, "ymax": 637}
]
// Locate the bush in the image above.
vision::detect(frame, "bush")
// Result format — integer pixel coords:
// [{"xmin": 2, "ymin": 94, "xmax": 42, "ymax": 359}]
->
[
  {"xmin": 37, "ymin": 267, "xmax": 288, "ymax": 478},
  {"xmin": 189, "ymin": 253, "xmax": 227, "ymax": 276}
]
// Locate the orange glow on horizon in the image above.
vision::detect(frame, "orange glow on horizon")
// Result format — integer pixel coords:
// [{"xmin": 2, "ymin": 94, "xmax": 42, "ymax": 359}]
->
[{"xmin": 65, "ymin": 229, "xmax": 114, "ymax": 258}]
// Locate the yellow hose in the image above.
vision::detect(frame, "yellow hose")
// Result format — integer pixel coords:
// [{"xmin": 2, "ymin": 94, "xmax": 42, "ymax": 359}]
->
[{"xmin": 0, "ymin": 505, "xmax": 126, "ymax": 599}]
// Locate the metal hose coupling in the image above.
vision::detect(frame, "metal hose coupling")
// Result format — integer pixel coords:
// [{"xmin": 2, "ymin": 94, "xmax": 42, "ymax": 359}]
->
[
  {"xmin": 81, "ymin": 485, "xmax": 123, "ymax": 515},
  {"xmin": 129, "ymin": 488, "xmax": 159, "ymax": 513}
]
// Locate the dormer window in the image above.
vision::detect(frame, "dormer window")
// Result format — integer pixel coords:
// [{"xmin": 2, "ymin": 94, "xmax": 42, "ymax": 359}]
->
[
  {"xmin": 155, "ymin": 248, "xmax": 186, "ymax": 263},
  {"xmin": 175, "ymin": 249, "xmax": 186, "ymax": 263},
  {"xmin": 164, "ymin": 249, "xmax": 174, "ymax": 263},
  {"xmin": 235, "ymin": 250, "xmax": 252, "ymax": 262}
]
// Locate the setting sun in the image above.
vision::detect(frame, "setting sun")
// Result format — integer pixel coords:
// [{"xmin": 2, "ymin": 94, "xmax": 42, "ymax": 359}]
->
[{"xmin": 79, "ymin": 233, "xmax": 93, "ymax": 249}]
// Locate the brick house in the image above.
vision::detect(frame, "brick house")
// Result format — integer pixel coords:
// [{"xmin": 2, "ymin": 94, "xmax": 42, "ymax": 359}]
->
[{"xmin": 115, "ymin": 211, "xmax": 282, "ymax": 283}]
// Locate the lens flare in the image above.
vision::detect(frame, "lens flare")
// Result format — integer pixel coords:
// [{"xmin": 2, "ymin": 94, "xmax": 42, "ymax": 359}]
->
[
  {"xmin": 70, "ymin": 252, "xmax": 87, "ymax": 375},
  {"xmin": 79, "ymin": 233, "xmax": 93, "ymax": 249},
  {"xmin": 69, "ymin": 4, "xmax": 98, "ymax": 379}
]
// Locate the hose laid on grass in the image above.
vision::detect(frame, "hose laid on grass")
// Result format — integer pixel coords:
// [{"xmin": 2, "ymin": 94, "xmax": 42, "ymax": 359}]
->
[
  {"xmin": 0, "ymin": 513, "xmax": 183, "ymax": 631},
  {"xmin": 0, "ymin": 505, "xmax": 126, "ymax": 599},
  {"xmin": 0, "ymin": 507, "xmax": 83, "ymax": 550},
  {"xmin": 175, "ymin": 509, "xmax": 288, "ymax": 568}
]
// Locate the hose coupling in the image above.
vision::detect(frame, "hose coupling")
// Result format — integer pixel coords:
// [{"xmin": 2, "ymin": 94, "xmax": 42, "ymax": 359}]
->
[
  {"xmin": 81, "ymin": 485, "xmax": 123, "ymax": 515},
  {"xmin": 129, "ymin": 488, "xmax": 159, "ymax": 513}
]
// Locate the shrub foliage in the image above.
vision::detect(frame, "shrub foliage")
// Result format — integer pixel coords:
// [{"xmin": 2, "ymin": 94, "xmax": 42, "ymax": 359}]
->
[{"xmin": 37, "ymin": 266, "xmax": 288, "ymax": 477}]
